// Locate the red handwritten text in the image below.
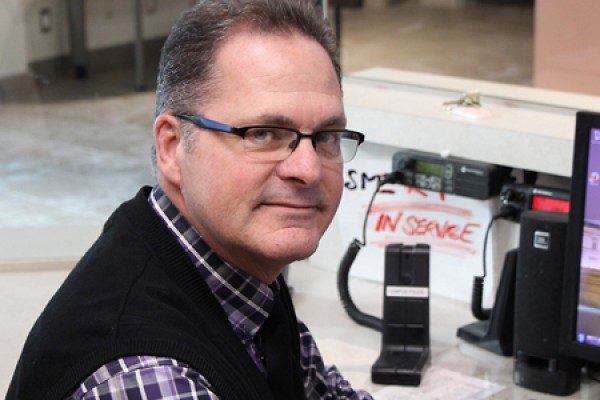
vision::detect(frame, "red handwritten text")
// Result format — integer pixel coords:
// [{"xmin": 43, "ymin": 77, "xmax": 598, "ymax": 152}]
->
[{"xmin": 375, "ymin": 212, "xmax": 480, "ymax": 244}]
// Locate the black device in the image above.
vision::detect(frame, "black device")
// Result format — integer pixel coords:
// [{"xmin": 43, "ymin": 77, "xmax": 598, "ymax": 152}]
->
[
  {"xmin": 500, "ymin": 183, "xmax": 570, "ymax": 222},
  {"xmin": 371, "ymin": 244, "xmax": 430, "ymax": 386},
  {"xmin": 456, "ymin": 248, "xmax": 517, "ymax": 356},
  {"xmin": 456, "ymin": 182, "xmax": 570, "ymax": 357},
  {"xmin": 513, "ymin": 210, "xmax": 580, "ymax": 396},
  {"xmin": 561, "ymin": 111, "xmax": 600, "ymax": 373},
  {"xmin": 392, "ymin": 149, "xmax": 512, "ymax": 200}
]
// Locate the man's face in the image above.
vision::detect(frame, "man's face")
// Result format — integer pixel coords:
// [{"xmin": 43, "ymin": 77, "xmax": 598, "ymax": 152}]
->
[{"xmin": 159, "ymin": 31, "xmax": 345, "ymax": 282}]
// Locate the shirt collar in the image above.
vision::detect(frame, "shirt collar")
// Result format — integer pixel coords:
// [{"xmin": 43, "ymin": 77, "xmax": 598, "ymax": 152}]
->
[{"xmin": 148, "ymin": 185, "xmax": 274, "ymax": 339}]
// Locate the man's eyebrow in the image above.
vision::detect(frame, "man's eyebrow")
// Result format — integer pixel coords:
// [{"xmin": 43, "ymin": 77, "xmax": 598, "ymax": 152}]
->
[
  {"xmin": 253, "ymin": 114, "xmax": 347, "ymax": 129},
  {"xmin": 320, "ymin": 115, "xmax": 347, "ymax": 129},
  {"xmin": 254, "ymin": 114, "xmax": 293, "ymax": 126}
]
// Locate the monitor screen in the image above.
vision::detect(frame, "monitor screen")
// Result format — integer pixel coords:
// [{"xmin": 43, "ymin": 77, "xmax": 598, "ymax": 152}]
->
[{"xmin": 561, "ymin": 111, "xmax": 600, "ymax": 364}]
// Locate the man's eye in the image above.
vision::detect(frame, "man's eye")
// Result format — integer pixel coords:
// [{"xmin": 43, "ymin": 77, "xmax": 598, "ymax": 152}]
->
[
  {"xmin": 248, "ymin": 129, "xmax": 275, "ymax": 141},
  {"xmin": 247, "ymin": 128, "xmax": 290, "ymax": 143},
  {"xmin": 316, "ymin": 131, "xmax": 340, "ymax": 144}
]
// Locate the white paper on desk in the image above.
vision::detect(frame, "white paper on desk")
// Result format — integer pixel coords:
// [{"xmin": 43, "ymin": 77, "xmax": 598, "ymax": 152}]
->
[{"xmin": 373, "ymin": 366, "xmax": 504, "ymax": 400}]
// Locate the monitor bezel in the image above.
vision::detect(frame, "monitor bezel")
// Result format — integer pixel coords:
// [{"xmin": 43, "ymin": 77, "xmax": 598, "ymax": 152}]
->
[{"xmin": 560, "ymin": 111, "xmax": 600, "ymax": 363}]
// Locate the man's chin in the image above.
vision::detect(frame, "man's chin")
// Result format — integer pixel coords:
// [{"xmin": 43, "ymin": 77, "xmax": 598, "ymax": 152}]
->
[{"xmin": 266, "ymin": 231, "xmax": 321, "ymax": 262}]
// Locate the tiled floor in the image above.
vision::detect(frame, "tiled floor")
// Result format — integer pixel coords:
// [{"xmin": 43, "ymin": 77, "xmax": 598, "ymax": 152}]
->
[
  {"xmin": 341, "ymin": 1, "xmax": 533, "ymax": 85},
  {"xmin": 0, "ymin": 0, "xmax": 533, "ymax": 230},
  {"xmin": 0, "ymin": 1, "xmax": 535, "ymax": 396}
]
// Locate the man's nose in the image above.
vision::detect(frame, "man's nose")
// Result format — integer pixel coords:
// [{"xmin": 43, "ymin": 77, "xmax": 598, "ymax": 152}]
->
[{"xmin": 276, "ymin": 137, "xmax": 322, "ymax": 185}]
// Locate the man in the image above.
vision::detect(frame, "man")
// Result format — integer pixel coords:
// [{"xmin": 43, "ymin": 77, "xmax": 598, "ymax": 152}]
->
[{"xmin": 7, "ymin": 0, "xmax": 371, "ymax": 399}]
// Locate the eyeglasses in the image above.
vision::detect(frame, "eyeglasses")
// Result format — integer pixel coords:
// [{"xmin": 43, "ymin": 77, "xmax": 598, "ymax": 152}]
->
[{"xmin": 176, "ymin": 114, "xmax": 365, "ymax": 164}]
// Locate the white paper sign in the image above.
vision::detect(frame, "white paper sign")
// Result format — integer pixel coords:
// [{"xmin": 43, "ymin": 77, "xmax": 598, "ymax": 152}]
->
[{"xmin": 314, "ymin": 143, "xmax": 505, "ymax": 303}]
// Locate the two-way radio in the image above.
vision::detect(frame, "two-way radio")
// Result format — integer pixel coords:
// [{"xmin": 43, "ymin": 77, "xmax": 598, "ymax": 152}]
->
[{"xmin": 392, "ymin": 149, "xmax": 512, "ymax": 200}]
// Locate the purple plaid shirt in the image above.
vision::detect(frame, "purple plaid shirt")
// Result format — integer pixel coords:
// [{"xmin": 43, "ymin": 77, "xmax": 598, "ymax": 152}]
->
[{"xmin": 69, "ymin": 186, "xmax": 373, "ymax": 400}]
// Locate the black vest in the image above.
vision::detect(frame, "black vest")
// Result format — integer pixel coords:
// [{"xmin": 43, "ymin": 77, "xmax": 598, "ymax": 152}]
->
[{"xmin": 7, "ymin": 187, "xmax": 304, "ymax": 400}]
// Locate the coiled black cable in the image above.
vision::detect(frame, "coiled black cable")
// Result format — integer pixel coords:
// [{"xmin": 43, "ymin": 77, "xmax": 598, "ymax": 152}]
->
[
  {"xmin": 471, "ymin": 207, "xmax": 516, "ymax": 321},
  {"xmin": 337, "ymin": 170, "xmax": 405, "ymax": 332}
]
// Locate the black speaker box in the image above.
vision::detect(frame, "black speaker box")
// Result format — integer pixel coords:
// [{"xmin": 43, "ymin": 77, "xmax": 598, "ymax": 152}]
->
[{"xmin": 513, "ymin": 210, "xmax": 580, "ymax": 396}]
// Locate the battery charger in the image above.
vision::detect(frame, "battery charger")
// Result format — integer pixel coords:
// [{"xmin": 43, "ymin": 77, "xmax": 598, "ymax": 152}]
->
[{"xmin": 371, "ymin": 243, "xmax": 431, "ymax": 386}]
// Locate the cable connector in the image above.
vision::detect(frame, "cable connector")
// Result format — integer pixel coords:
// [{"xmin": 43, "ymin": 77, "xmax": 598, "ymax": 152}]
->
[
  {"xmin": 381, "ymin": 157, "xmax": 414, "ymax": 186},
  {"xmin": 380, "ymin": 170, "xmax": 405, "ymax": 186}
]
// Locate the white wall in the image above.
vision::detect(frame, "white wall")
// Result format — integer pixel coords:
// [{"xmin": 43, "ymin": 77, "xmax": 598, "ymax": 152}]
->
[
  {"xmin": 84, "ymin": 0, "xmax": 192, "ymax": 49},
  {"xmin": 0, "ymin": 0, "xmax": 194, "ymax": 78},
  {"xmin": 534, "ymin": 0, "xmax": 600, "ymax": 96},
  {"xmin": 0, "ymin": 1, "xmax": 28, "ymax": 78}
]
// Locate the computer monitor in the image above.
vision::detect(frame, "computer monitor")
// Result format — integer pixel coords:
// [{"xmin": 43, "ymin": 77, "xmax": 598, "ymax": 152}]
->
[{"xmin": 561, "ymin": 111, "xmax": 600, "ymax": 366}]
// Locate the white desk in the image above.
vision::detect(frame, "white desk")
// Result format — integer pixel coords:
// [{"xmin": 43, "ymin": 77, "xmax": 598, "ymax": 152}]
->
[
  {"xmin": 290, "ymin": 261, "xmax": 600, "ymax": 399},
  {"xmin": 312, "ymin": 67, "xmax": 600, "ymax": 304},
  {"xmin": 343, "ymin": 68, "xmax": 600, "ymax": 178}
]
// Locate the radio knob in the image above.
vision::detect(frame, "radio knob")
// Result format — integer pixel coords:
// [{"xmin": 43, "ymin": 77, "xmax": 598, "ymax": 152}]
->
[{"xmin": 445, "ymin": 165, "xmax": 453, "ymax": 179}]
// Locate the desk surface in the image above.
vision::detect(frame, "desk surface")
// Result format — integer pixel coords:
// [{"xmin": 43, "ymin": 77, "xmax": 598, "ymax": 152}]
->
[
  {"xmin": 1, "ymin": 260, "xmax": 598, "ymax": 398},
  {"xmin": 291, "ymin": 260, "xmax": 600, "ymax": 399}
]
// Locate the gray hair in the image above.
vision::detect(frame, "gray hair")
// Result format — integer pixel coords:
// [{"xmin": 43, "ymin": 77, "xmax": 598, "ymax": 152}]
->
[{"xmin": 155, "ymin": 0, "xmax": 341, "ymax": 117}]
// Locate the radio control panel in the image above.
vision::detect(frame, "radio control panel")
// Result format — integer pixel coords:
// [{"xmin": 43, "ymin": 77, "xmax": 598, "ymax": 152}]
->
[{"xmin": 392, "ymin": 149, "xmax": 513, "ymax": 200}]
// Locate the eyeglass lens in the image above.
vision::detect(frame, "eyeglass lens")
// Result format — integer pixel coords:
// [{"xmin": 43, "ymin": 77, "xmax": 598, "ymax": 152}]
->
[{"xmin": 242, "ymin": 127, "xmax": 359, "ymax": 163}]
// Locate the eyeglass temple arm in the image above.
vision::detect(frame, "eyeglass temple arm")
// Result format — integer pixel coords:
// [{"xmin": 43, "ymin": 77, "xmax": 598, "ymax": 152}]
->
[{"xmin": 177, "ymin": 114, "xmax": 240, "ymax": 134}]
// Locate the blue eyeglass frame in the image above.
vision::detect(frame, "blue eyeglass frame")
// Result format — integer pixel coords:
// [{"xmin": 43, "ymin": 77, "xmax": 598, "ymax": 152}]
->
[{"xmin": 175, "ymin": 113, "xmax": 365, "ymax": 155}]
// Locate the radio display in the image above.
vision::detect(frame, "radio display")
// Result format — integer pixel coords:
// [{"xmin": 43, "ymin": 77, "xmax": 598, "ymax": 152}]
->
[
  {"xmin": 531, "ymin": 195, "xmax": 570, "ymax": 213},
  {"xmin": 415, "ymin": 161, "xmax": 444, "ymax": 177}
]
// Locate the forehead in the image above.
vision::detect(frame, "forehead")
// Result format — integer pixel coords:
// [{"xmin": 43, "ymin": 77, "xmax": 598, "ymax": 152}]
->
[{"xmin": 202, "ymin": 30, "xmax": 344, "ymax": 127}]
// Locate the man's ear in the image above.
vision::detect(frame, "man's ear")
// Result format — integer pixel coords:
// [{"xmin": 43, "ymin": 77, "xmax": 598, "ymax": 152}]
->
[{"xmin": 154, "ymin": 114, "xmax": 183, "ymax": 188}]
